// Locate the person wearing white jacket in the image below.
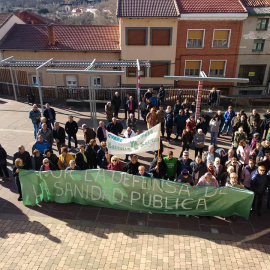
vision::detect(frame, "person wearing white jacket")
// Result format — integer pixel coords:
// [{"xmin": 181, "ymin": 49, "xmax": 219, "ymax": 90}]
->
[
  {"xmin": 209, "ymin": 114, "xmax": 220, "ymax": 147},
  {"xmin": 236, "ymin": 139, "xmax": 252, "ymax": 165}
]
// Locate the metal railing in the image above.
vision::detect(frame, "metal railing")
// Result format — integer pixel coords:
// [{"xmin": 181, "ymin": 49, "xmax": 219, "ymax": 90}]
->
[{"xmin": 0, "ymin": 81, "xmax": 220, "ymax": 106}]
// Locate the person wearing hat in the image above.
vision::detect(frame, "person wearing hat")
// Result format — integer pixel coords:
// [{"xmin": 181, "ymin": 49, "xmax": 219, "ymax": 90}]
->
[{"xmin": 177, "ymin": 169, "xmax": 194, "ymax": 186}]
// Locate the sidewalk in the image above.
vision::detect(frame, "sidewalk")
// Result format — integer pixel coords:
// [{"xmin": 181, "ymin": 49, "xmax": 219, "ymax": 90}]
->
[{"xmin": 0, "ymin": 97, "xmax": 270, "ymax": 269}]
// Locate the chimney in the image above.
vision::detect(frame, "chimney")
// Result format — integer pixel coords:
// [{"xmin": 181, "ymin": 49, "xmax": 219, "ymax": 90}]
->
[{"xmin": 48, "ymin": 24, "xmax": 56, "ymax": 46}]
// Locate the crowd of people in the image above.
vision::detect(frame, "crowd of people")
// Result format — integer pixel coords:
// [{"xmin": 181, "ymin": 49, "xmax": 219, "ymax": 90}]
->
[{"xmin": 0, "ymin": 88, "xmax": 270, "ymax": 217}]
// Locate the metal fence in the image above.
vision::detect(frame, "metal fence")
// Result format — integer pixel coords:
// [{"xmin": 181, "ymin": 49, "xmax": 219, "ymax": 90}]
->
[{"xmin": 0, "ymin": 81, "xmax": 219, "ymax": 106}]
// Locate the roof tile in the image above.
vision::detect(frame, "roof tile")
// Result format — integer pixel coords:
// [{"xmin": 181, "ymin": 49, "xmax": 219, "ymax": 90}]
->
[
  {"xmin": 0, "ymin": 24, "xmax": 120, "ymax": 52},
  {"xmin": 241, "ymin": 0, "xmax": 270, "ymax": 7},
  {"xmin": 117, "ymin": 0, "xmax": 180, "ymax": 17},
  {"xmin": 176, "ymin": 0, "xmax": 247, "ymax": 13}
]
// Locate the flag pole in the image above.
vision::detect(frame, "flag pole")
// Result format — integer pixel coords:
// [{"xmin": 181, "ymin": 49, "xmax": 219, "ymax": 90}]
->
[{"xmin": 157, "ymin": 123, "xmax": 161, "ymax": 168}]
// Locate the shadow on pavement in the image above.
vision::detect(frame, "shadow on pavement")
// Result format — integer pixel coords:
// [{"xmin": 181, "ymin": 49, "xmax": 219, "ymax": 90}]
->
[{"xmin": 0, "ymin": 197, "xmax": 61, "ymax": 243}]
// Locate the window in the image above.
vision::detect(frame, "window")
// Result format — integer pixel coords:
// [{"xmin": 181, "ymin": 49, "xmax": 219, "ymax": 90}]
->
[
  {"xmin": 256, "ymin": 18, "xmax": 268, "ymax": 30},
  {"xmin": 150, "ymin": 28, "xmax": 172, "ymax": 46},
  {"xmin": 126, "ymin": 28, "xmax": 147, "ymax": 45},
  {"xmin": 212, "ymin": 30, "xmax": 230, "ymax": 48},
  {"xmin": 150, "ymin": 62, "xmax": 170, "ymax": 77},
  {"xmin": 32, "ymin": 75, "xmax": 42, "ymax": 86},
  {"xmin": 127, "ymin": 67, "xmax": 146, "ymax": 77},
  {"xmin": 187, "ymin": 30, "xmax": 204, "ymax": 48},
  {"xmin": 94, "ymin": 77, "xmax": 101, "ymax": 86},
  {"xmin": 253, "ymin": 39, "xmax": 265, "ymax": 51},
  {"xmin": 209, "ymin": 61, "xmax": 226, "ymax": 77},
  {"xmin": 66, "ymin": 75, "xmax": 77, "ymax": 87},
  {"xmin": 185, "ymin": 61, "xmax": 201, "ymax": 76},
  {"xmin": 238, "ymin": 65, "xmax": 266, "ymax": 85}
]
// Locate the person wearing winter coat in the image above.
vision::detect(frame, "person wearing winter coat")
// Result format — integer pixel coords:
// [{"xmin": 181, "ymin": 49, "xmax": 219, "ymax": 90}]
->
[
  {"xmin": 111, "ymin": 92, "xmax": 121, "ymax": 118},
  {"xmin": 96, "ymin": 142, "xmax": 107, "ymax": 168},
  {"xmin": 157, "ymin": 85, "xmax": 165, "ymax": 105},
  {"xmin": 180, "ymin": 128, "xmax": 193, "ymax": 157},
  {"xmin": 221, "ymin": 106, "xmax": 235, "ymax": 135},
  {"xmin": 85, "ymin": 139, "xmax": 98, "ymax": 169},
  {"xmin": 173, "ymin": 100, "xmax": 182, "ymax": 116},
  {"xmin": 156, "ymin": 106, "xmax": 166, "ymax": 137},
  {"xmin": 178, "ymin": 151, "xmax": 193, "ymax": 174},
  {"xmin": 197, "ymin": 172, "xmax": 219, "ymax": 188},
  {"xmin": 186, "ymin": 115, "xmax": 196, "ymax": 136},
  {"xmin": 105, "ymin": 102, "xmax": 114, "ymax": 122},
  {"xmin": 236, "ymin": 140, "xmax": 252, "ymax": 165},
  {"xmin": 32, "ymin": 135, "xmax": 51, "ymax": 156},
  {"xmin": 126, "ymin": 114, "xmax": 137, "ymax": 133},
  {"xmin": 235, "ymin": 115, "xmax": 250, "ymax": 136},
  {"xmin": 241, "ymin": 159, "xmax": 257, "ymax": 190},
  {"xmin": 13, "ymin": 158, "xmax": 24, "ymax": 201},
  {"xmin": 193, "ymin": 129, "xmax": 205, "ymax": 157},
  {"xmin": 82, "ymin": 124, "xmax": 96, "ymax": 144},
  {"xmin": 40, "ymin": 158, "xmax": 57, "ymax": 171},
  {"xmin": 177, "ymin": 169, "xmax": 194, "ymax": 186},
  {"xmin": 217, "ymin": 110, "xmax": 225, "ymax": 137},
  {"xmin": 190, "ymin": 156, "xmax": 208, "ymax": 184},
  {"xmin": 174, "ymin": 109, "xmax": 187, "ymax": 141},
  {"xmin": 75, "ymin": 145, "xmax": 89, "ymax": 170},
  {"xmin": 124, "ymin": 155, "xmax": 140, "ymax": 175},
  {"xmin": 65, "ymin": 115, "xmax": 78, "ymax": 151},
  {"xmin": 233, "ymin": 127, "xmax": 247, "ymax": 149},
  {"xmin": 226, "ymin": 173, "xmax": 245, "ymax": 189},
  {"xmin": 31, "ymin": 149, "xmax": 44, "ymax": 171},
  {"xmin": 29, "ymin": 104, "xmax": 41, "ymax": 139},
  {"xmin": 260, "ymin": 109, "xmax": 270, "ymax": 139},
  {"xmin": 209, "ymin": 114, "xmax": 220, "ymax": 146},
  {"xmin": 43, "ymin": 103, "xmax": 56, "ymax": 129},
  {"xmin": 248, "ymin": 109, "xmax": 261, "ymax": 126},
  {"xmin": 13, "ymin": 145, "xmax": 31, "ymax": 170},
  {"xmin": 146, "ymin": 108, "xmax": 157, "ymax": 129},
  {"xmin": 126, "ymin": 96, "xmax": 137, "ymax": 115},
  {"xmin": 149, "ymin": 155, "xmax": 167, "ymax": 179},
  {"xmin": 196, "ymin": 116, "xmax": 208, "ymax": 135},
  {"xmin": 250, "ymin": 166, "xmax": 267, "ymax": 216},
  {"xmin": 107, "ymin": 156, "xmax": 123, "ymax": 171},
  {"xmin": 106, "ymin": 118, "xmax": 123, "ymax": 136},
  {"xmin": 0, "ymin": 144, "xmax": 11, "ymax": 181},
  {"xmin": 165, "ymin": 106, "xmax": 174, "ymax": 141},
  {"xmin": 139, "ymin": 97, "xmax": 147, "ymax": 122},
  {"xmin": 37, "ymin": 123, "xmax": 53, "ymax": 147},
  {"xmin": 58, "ymin": 147, "xmax": 74, "ymax": 170},
  {"xmin": 208, "ymin": 87, "xmax": 218, "ymax": 112}
]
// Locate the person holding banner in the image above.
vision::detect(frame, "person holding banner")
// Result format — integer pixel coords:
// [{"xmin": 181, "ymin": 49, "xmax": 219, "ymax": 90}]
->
[
  {"xmin": 124, "ymin": 155, "xmax": 140, "ymax": 175},
  {"xmin": 164, "ymin": 151, "xmax": 178, "ymax": 181},
  {"xmin": 107, "ymin": 156, "xmax": 123, "ymax": 171},
  {"xmin": 123, "ymin": 127, "xmax": 136, "ymax": 162},
  {"xmin": 197, "ymin": 172, "xmax": 219, "ymax": 188},
  {"xmin": 149, "ymin": 155, "xmax": 167, "ymax": 179},
  {"xmin": 136, "ymin": 166, "xmax": 151, "ymax": 178}
]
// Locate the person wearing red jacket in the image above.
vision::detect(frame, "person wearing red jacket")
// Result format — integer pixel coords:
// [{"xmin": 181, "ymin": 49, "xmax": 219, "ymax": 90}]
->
[
  {"xmin": 107, "ymin": 156, "xmax": 123, "ymax": 171},
  {"xmin": 186, "ymin": 115, "xmax": 196, "ymax": 136}
]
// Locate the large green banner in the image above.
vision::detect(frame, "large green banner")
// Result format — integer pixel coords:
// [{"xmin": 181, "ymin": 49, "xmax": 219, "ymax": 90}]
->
[{"xmin": 20, "ymin": 169, "xmax": 254, "ymax": 219}]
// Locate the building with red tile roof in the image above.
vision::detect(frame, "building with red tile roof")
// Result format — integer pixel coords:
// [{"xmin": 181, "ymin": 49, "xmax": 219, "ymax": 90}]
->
[
  {"xmin": 117, "ymin": 0, "xmax": 180, "ymax": 18},
  {"xmin": 0, "ymin": 24, "xmax": 120, "ymax": 52}
]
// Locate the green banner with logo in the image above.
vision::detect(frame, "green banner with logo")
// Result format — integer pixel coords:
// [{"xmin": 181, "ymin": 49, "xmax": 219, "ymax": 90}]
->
[{"xmin": 20, "ymin": 169, "xmax": 254, "ymax": 219}]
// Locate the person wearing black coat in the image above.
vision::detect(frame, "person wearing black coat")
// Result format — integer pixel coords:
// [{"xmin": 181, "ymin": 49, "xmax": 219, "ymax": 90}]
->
[
  {"xmin": 178, "ymin": 152, "xmax": 193, "ymax": 174},
  {"xmin": 13, "ymin": 145, "xmax": 31, "ymax": 170},
  {"xmin": 251, "ymin": 166, "xmax": 268, "ymax": 216},
  {"xmin": 111, "ymin": 92, "xmax": 122, "ymax": 118},
  {"xmin": 40, "ymin": 158, "xmax": 57, "ymax": 171},
  {"xmin": 85, "ymin": 140, "xmax": 98, "ymax": 169},
  {"xmin": 124, "ymin": 155, "xmax": 140, "ymax": 175},
  {"xmin": 165, "ymin": 106, "xmax": 174, "ymax": 141},
  {"xmin": 149, "ymin": 155, "xmax": 167, "ymax": 179},
  {"xmin": 75, "ymin": 145, "xmax": 89, "ymax": 170},
  {"xmin": 106, "ymin": 118, "xmax": 123, "ymax": 136},
  {"xmin": 235, "ymin": 116, "xmax": 250, "ymax": 136},
  {"xmin": 0, "ymin": 144, "xmax": 11, "ymax": 181},
  {"xmin": 157, "ymin": 85, "xmax": 165, "ymax": 105},
  {"xmin": 44, "ymin": 149, "xmax": 59, "ymax": 169},
  {"xmin": 43, "ymin": 103, "xmax": 56, "ymax": 129},
  {"xmin": 96, "ymin": 121, "xmax": 107, "ymax": 142},
  {"xmin": 217, "ymin": 110, "xmax": 225, "ymax": 137},
  {"xmin": 260, "ymin": 110, "xmax": 270, "ymax": 139},
  {"xmin": 180, "ymin": 128, "xmax": 193, "ymax": 157},
  {"xmin": 126, "ymin": 96, "xmax": 137, "ymax": 115},
  {"xmin": 190, "ymin": 156, "xmax": 208, "ymax": 184},
  {"xmin": 208, "ymin": 87, "xmax": 218, "ymax": 112},
  {"xmin": 65, "ymin": 116, "xmax": 78, "ymax": 150},
  {"xmin": 31, "ymin": 149, "xmax": 43, "ymax": 171},
  {"xmin": 13, "ymin": 158, "xmax": 24, "ymax": 201},
  {"xmin": 196, "ymin": 116, "xmax": 208, "ymax": 135},
  {"xmin": 52, "ymin": 122, "xmax": 66, "ymax": 154},
  {"xmin": 96, "ymin": 142, "xmax": 107, "ymax": 168}
]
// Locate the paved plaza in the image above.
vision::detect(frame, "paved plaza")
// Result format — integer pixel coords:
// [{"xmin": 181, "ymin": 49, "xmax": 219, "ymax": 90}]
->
[{"xmin": 0, "ymin": 97, "xmax": 270, "ymax": 269}]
